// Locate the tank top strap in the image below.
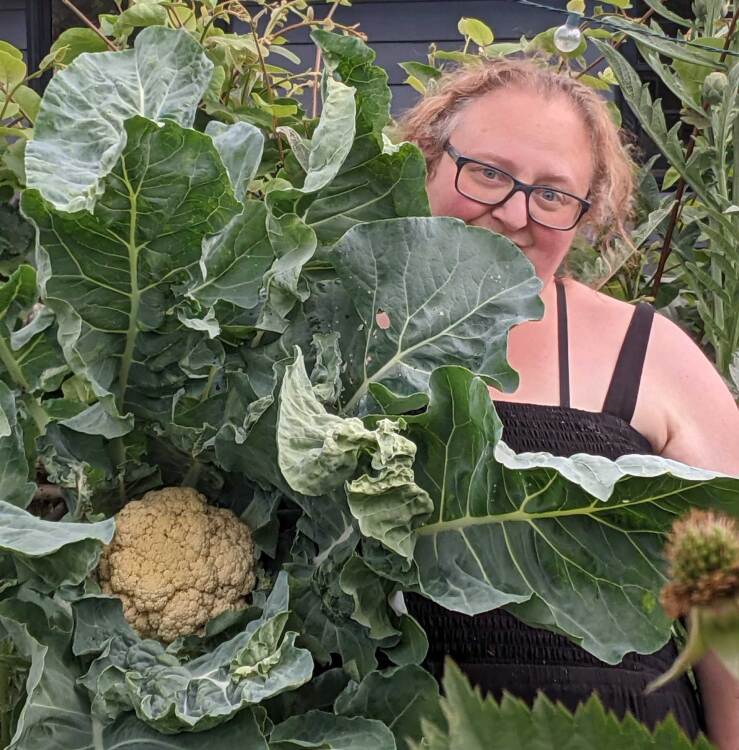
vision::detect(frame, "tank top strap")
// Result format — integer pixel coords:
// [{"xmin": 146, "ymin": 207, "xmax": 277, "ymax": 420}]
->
[
  {"xmin": 554, "ymin": 277, "xmax": 570, "ymax": 408},
  {"xmin": 602, "ymin": 302, "xmax": 655, "ymax": 423}
]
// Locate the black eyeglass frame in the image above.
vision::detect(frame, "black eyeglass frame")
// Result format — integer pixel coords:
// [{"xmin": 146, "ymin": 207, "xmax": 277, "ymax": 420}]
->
[{"xmin": 444, "ymin": 143, "xmax": 591, "ymax": 231}]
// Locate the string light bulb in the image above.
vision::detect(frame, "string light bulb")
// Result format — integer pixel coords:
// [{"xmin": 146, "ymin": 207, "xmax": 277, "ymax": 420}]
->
[
  {"xmin": 554, "ymin": 12, "xmax": 583, "ymax": 52},
  {"xmin": 554, "ymin": 0, "xmax": 585, "ymax": 54}
]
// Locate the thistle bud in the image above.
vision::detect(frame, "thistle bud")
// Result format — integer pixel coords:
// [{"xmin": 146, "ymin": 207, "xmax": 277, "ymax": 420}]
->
[
  {"xmin": 661, "ymin": 509, "xmax": 738, "ymax": 618},
  {"xmin": 647, "ymin": 510, "xmax": 739, "ymax": 692},
  {"xmin": 702, "ymin": 71, "xmax": 729, "ymax": 107}
]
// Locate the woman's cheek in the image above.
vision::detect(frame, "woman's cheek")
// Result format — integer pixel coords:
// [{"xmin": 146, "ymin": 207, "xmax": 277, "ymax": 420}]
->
[{"xmin": 428, "ymin": 189, "xmax": 483, "ymax": 221}]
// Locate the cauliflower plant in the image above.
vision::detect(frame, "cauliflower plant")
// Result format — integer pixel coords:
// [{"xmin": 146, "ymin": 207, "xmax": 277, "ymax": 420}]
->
[{"xmin": 98, "ymin": 486, "xmax": 257, "ymax": 642}]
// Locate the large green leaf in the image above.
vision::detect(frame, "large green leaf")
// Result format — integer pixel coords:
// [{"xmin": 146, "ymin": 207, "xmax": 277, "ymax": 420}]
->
[
  {"xmin": 254, "ymin": 77, "xmax": 356, "ymax": 333},
  {"xmin": 188, "ymin": 201, "xmax": 274, "ymax": 310},
  {"xmin": 334, "ymin": 665, "xmax": 443, "ymax": 750},
  {"xmin": 205, "ymin": 121, "xmax": 265, "ymax": 204},
  {"xmin": 25, "ymin": 27, "xmax": 214, "ymax": 212},
  {"xmin": 269, "ymin": 709, "xmax": 396, "ymax": 750},
  {"xmin": 0, "ymin": 498, "xmax": 113, "ymax": 584},
  {"xmin": 300, "ymin": 76, "xmax": 357, "ymax": 194},
  {"xmin": 319, "ymin": 217, "xmax": 542, "ymax": 411},
  {"xmin": 398, "ymin": 366, "xmax": 739, "ymax": 664},
  {"xmin": 0, "ymin": 384, "xmax": 35, "ymax": 508},
  {"xmin": 22, "ymin": 116, "xmax": 239, "ymax": 420},
  {"xmin": 311, "ymin": 31, "xmax": 391, "ymax": 136},
  {"xmin": 412, "ymin": 659, "xmax": 714, "ymax": 750}
]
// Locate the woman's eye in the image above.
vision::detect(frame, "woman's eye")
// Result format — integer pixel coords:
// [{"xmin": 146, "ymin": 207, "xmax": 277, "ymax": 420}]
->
[
  {"xmin": 540, "ymin": 189, "xmax": 560, "ymax": 202},
  {"xmin": 470, "ymin": 165, "xmax": 504, "ymax": 182}
]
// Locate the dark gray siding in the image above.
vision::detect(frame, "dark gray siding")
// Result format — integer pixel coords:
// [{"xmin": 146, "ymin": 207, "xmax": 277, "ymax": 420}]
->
[
  {"xmin": 0, "ymin": 0, "xmax": 27, "ymax": 52},
  {"xmin": 4, "ymin": 0, "xmax": 571, "ymax": 111},
  {"xmin": 244, "ymin": 0, "xmax": 570, "ymax": 113}
]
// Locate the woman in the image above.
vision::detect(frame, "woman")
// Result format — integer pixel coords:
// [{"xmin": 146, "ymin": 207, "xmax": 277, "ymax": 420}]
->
[{"xmin": 396, "ymin": 57, "xmax": 739, "ymax": 748}]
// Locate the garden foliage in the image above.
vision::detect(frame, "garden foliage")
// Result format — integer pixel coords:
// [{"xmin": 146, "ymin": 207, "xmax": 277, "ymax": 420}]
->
[{"xmin": 0, "ymin": 2, "xmax": 736, "ymax": 747}]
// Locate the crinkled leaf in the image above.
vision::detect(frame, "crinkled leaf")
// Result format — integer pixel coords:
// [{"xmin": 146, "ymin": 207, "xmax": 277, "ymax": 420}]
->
[
  {"xmin": 79, "ymin": 573, "xmax": 313, "ymax": 733},
  {"xmin": 26, "ymin": 27, "xmax": 214, "ymax": 212},
  {"xmin": 2, "ymin": 593, "xmax": 269, "ymax": 749},
  {"xmin": 403, "ymin": 366, "xmax": 739, "ymax": 663},
  {"xmin": 277, "ymin": 348, "xmax": 378, "ymax": 495},
  {"xmin": 309, "ymin": 332, "xmax": 342, "ymax": 405},
  {"xmin": 277, "ymin": 350, "xmax": 430, "ymax": 557}
]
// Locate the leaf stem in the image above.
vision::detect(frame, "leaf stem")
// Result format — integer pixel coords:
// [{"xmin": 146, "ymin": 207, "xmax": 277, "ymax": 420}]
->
[
  {"xmin": 249, "ymin": 18, "xmax": 284, "ymax": 163},
  {"xmin": 0, "ymin": 333, "xmax": 30, "ymax": 392},
  {"xmin": 60, "ymin": 0, "xmax": 117, "ymax": 50}
]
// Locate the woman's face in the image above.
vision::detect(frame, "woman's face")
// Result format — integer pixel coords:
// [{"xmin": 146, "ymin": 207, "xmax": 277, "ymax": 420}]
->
[{"xmin": 426, "ymin": 87, "xmax": 594, "ymax": 282}]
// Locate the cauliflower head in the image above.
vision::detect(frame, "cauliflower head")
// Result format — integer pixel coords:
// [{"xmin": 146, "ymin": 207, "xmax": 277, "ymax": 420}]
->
[{"xmin": 98, "ymin": 486, "xmax": 257, "ymax": 642}]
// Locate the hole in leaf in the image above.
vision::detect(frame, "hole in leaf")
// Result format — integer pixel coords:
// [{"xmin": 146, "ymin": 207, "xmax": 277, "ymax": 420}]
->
[{"xmin": 375, "ymin": 310, "xmax": 391, "ymax": 330}]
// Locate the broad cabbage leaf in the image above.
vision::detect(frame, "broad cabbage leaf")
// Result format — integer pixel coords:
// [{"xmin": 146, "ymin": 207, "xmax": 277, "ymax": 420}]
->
[
  {"xmin": 399, "ymin": 366, "xmax": 739, "ymax": 663},
  {"xmin": 26, "ymin": 27, "xmax": 213, "ymax": 212}
]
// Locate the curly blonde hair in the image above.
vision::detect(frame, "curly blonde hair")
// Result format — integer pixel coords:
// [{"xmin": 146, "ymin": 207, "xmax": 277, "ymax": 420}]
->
[{"xmin": 395, "ymin": 57, "xmax": 637, "ymax": 242}]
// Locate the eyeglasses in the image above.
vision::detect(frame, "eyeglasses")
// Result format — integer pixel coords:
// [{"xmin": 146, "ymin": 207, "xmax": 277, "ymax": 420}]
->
[{"xmin": 444, "ymin": 143, "xmax": 591, "ymax": 231}]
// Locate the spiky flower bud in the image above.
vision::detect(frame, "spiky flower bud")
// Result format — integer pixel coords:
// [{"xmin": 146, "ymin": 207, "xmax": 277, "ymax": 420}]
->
[
  {"xmin": 702, "ymin": 71, "xmax": 729, "ymax": 107},
  {"xmin": 660, "ymin": 509, "xmax": 738, "ymax": 619}
]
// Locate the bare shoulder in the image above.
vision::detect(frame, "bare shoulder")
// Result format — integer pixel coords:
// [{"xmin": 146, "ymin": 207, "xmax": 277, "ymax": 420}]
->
[
  {"xmin": 644, "ymin": 311, "xmax": 739, "ymax": 474},
  {"xmin": 562, "ymin": 278, "xmax": 739, "ymax": 473}
]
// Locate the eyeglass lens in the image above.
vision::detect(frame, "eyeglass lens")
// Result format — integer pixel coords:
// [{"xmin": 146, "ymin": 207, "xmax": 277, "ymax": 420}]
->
[{"xmin": 457, "ymin": 162, "xmax": 582, "ymax": 230}]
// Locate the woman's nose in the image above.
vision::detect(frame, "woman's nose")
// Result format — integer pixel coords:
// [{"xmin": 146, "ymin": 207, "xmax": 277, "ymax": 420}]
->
[{"xmin": 490, "ymin": 190, "xmax": 529, "ymax": 232}]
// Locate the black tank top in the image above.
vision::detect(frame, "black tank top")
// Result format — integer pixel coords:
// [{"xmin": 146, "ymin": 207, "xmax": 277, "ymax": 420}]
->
[{"xmin": 405, "ymin": 280, "xmax": 704, "ymax": 738}]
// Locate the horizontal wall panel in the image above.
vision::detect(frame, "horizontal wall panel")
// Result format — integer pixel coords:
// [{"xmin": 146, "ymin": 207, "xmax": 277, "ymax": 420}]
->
[
  {"xmin": 0, "ymin": 9, "xmax": 26, "ymax": 49},
  {"xmin": 243, "ymin": 0, "xmax": 568, "ymax": 43}
]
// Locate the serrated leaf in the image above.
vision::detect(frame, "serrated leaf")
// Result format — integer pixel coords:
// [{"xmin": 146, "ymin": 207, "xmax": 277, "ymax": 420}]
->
[{"xmin": 413, "ymin": 659, "xmax": 714, "ymax": 750}]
